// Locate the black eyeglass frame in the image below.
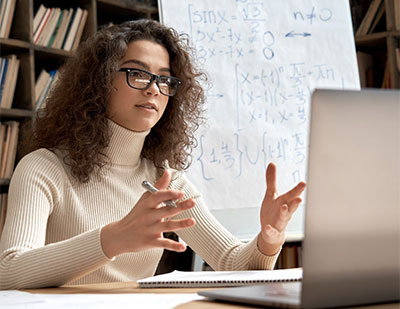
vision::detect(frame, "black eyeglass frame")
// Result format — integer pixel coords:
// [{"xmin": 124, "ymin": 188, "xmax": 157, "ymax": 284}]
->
[{"xmin": 119, "ymin": 68, "xmax": 182, "ymax": 97}]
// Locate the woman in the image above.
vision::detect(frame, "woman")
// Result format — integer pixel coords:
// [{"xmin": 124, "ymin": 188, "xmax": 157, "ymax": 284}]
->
[{"xmin": 0, "ymin": 20, "xmax": 305, "ymax": 289}]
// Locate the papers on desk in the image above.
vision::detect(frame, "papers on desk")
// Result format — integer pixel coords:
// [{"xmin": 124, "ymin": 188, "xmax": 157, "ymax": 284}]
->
[
  {"xmin": 0, "ymin": 290, "xmax": 204, "ymax": 309},
  {"xmin": 138, "ymin": 268, "xmax": 303, "ymax": 288}
]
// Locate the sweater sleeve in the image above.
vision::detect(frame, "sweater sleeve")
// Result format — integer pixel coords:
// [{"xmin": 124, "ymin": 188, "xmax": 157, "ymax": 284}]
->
[
  {"xmin": 0, "ymin": 150, "xmax": 110, "ymax": 290},
  {"xmin": 169, "ymin": 171, "xmax": 280, "ymax": 271}
]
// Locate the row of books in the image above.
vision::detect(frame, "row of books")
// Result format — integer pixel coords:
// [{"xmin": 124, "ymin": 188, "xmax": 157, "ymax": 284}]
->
[
  {"xmin": 0, "ymin": 193, "xmax": 7, "ymax": 236},
  {"xmin": 0, "ymin": 0, "xmax": 16, "ymax": 38},
  {"xmin": 0, "ymin": 121, "xmax": 19, "ymax": 179},
  {"xmin": 33, "ymin": 5, "xmax": 88, "ymax": 51},
  {"xmin": 35, "ymin": 69, "xmax": 59, "ymax": 110},
  {"xmin": 0, "ymin": 54, "xmax": 20, "ymax": 109},
  {"xmin": 356, "ymin": 0, "xmax": 400, "ymax": 36},
  {"xmin": 275, "ymin": 243, "xmax": 302, "ymax": 269}
]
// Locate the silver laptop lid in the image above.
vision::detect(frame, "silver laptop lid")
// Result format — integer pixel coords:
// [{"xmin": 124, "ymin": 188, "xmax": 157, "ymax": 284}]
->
[{"xmin": 301, "ymin": 89, "xmax": 400, "ymax": 308}]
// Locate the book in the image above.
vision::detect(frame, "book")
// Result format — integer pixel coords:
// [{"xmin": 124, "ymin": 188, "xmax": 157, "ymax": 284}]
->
[
  {"xmin": 395, "ymin": 0, "xmax": 400, "ymax": 31},
  {"xmin": 0, "ymin": 54, "xmax": 19, "ymax": 109},
  {"xmin": 48, "ymin": 9, "xmax": 65, "ymax": 47},
  {"xmin": 33, "ymin": 8, "xmax": 52, "ymax": 44},
  {"xmin": 283, "ymin": 245, "xmax": 297, "ymax": 269},
  {"xmin": 3, "ymin": 121, "xmax": 19, "ymax": 179},
  {"xmin": 356, "ymin": 0, "xmax": 383, "ymax": 36},
  {"xmin": 0, "ymin": 0, "xmax": 16, "ymax": 38},
  {"xmin": 381, "ymin": 60, "xmax": 391, "ymax": 88},
  {"xmin": 63, "ymin": 7, "xmax": 83, "ymax": 51},
  {"xmin": 0, "ymin": 124, "xmax": 6, "ymax": 167},
  {"xmin": 60, "ymin": 8, "xmax": 77, "ymax": 50},
  {"xmin": 357, "ymin": 51, "xmax": 374, "ymax": 88},
  {"xmin": 33, "ymin": 4, "xmax": 47, "ymax": 34},
  {"xmin": 41, "ymin": 8, "xmax": 61, "ymax": 47},
  {"xmin": 38, "ymin": 7, "xmax": 60, "ymax": 46},
  {"xmin": 0, "ymin": 124, "xmax": 11, "ymax": 177},
  {"xmin": 35, "ymin": 69, "xmax": 50, "ymax": 103},
  {"xmin": 0, "ymin": 58, "xmax": 8, "ymax": 103},
  {"xmin": 137, "ymin": 268, "xmax": 303, "ymax": 288},
  {"xmin": 52, "ymin": 8, "xmax": 73, "ymax": 49},
  {"xmin": 71, "ymin": 9, "xmax": 88, "ymax": 51},
  {"xmin": 0, "ymin": 0, "xmax": 8, "ymax": 38},
  {"xmin": 35, "ymin": 69, "xmax": 58, "ymax": 110},
  {"xmin": 0, "ymin": 193, "xmax": 8, "ymax": 236}
]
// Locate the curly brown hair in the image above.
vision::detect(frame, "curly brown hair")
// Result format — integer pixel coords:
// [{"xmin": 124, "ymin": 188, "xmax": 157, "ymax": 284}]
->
[{"xmin": 22, "ymin": 19, "xmax": 206, "ymax": 183}]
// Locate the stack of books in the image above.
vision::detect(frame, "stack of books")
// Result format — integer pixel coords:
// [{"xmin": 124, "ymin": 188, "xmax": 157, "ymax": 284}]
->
[
  {"xmin": 33, "ymin": 5, "xmax": 88, "ymax": 51},
  {"xmin": 0, "ymin": 0, "xmax": 17, "ymax": 38},
  {"xmin": 0, "ymin": 54, "xmax": 20, "ymax": 109},
  {"xmin": 0, "ymin": 121, "xmax": 19, "ymax": 179},
  {"xmin": 35, "ymin": 69, "xmax": 59, "ymax": 110}
]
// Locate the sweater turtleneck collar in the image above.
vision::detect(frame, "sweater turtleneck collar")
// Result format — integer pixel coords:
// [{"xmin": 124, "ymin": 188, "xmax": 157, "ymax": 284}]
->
[{"xmin": 105, "ymin": 120, "xmax": 150, "ymax": 166}]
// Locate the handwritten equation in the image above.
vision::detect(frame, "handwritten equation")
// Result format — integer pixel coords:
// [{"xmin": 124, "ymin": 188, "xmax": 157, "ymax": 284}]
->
[{"xmin": 186, "ymin": 1, "xmax": 343, "ymax": 185}]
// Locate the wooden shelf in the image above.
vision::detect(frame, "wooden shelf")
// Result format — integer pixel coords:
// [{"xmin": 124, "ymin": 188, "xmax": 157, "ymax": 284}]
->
[
  {"xmin": 32, "ymin": 45, "xmax": 73, "ymax": 58},
  {"xmin": 352, "ymin": 0, "xmax": 400, "ymax": 89},
  {"xmin": 0, "ymin": 38, "xmax": 31, "ymax": 49},
  {"xmin": 0, "ymin": 108, "xmax": 34, "ymax": 119},
  {"xmin": 0, "ymin": 178, "xmax": 10, "ymax": 186},
  {"xmin": 0, "ymin": 178, "xmax": 10, "ymax": 194},
  {"xmin": 356, "ymin": 31, "xmax": 400, "ymax": 47},
  {"xmin": 98, "ymin": 0, "xmax": 157, "ymax": 15}
]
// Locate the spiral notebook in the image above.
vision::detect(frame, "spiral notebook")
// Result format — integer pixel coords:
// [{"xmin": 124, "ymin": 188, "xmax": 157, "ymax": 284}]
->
[{"xmin": 137, "ymin": 268, "xmax": 302, "ymax": 288}]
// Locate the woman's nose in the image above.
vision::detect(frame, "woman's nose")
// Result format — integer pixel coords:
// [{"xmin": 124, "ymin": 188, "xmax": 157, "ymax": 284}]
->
[{"xmin": 145, "ymin": 81, "xmax": 160, "ymax": 96}]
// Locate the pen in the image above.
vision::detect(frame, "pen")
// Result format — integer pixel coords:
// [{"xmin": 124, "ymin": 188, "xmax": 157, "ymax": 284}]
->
[{"xmin": 142, "ymin": 180, "xmax": 177, "ymax": 207}]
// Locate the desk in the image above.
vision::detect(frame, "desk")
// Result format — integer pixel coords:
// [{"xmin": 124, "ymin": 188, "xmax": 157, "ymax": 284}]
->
[{"xmin": 23, "ymin": 282, "xmax": 399, "ymax": 309}]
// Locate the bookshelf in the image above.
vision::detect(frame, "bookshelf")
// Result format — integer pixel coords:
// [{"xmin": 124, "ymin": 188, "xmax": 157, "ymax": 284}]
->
[
  {"xmin": 0, "ymin": 0, "xmax": 158, "ymax": 191},
  {"xmin": 351, "ymin": 0, "xmax": 400, "ymax": 88}
]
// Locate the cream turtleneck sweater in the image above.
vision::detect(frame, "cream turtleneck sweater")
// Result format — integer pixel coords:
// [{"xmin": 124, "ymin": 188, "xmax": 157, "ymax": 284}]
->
[{"xmin": 0, "ymin": 121, "xmax": 279, "ymax": 290}]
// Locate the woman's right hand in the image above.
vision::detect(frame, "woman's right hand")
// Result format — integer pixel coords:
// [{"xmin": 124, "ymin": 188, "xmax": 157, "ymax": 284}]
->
[{"xmin": 100, "ymin": 170, "xmax": 196, "ymax": 259}]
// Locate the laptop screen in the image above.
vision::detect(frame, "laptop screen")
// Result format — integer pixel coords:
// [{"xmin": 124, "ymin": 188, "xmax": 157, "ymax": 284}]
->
[{"xmin": 302, "ymin": 89, "xmax": 400, "ymax": 307}]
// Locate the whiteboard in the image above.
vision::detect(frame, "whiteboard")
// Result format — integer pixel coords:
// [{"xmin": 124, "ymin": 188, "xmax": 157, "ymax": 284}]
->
[{"xmin": 159, "ymin": 0, "xmax": 360, "ymax": 239}]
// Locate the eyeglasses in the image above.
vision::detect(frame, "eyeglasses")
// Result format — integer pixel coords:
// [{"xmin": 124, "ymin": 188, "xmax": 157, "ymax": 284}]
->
[{"xmin": 119, "ymin": 68, "xmax": 181, "ymax": 97}]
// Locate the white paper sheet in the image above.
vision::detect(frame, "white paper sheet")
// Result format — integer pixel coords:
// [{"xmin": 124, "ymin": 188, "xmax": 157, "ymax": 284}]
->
[
  {"xmin": 0, "ymin": 290, "xmax": 204, "ymax": 309},
  {"xmin": 159, "ymin": 0, "xmax": 360, "ymax": 238}
]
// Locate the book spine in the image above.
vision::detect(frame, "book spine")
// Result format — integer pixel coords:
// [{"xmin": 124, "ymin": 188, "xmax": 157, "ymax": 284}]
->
[
  {"xmin": 71, "ymin": 9, "xmax": 88, "ymax": 51},
  {"xmin": 63, "ymin": 7, "xmax": 83, "ymax": 51},
  {"xmin": 3, "ymin": 121, "xmax": 19, "ymax": 178},
  {"xmin": 1, "ymin": 55, "xmax": 19, "ymax": 109},
  {"xmin": 0, "ymin": 124, "xmax": 11, "ymax": 177},
  {"xmin": 48, "ymin": 9, "xmax": 65, "ymax": 47},
  {"xmin": 0, "ymin": 0, "xmax": 9, "ymax": 37},
  {"xmin": 2, "ymin": 0, "xmax": 16, "ymax": 38},
  {"xmin": 0, "ymin": 58, "xmax": 7, "ymax": 103},
  {"xmin": 33, "ymin": 4, "xmax": 47, "ymax": 34},
  {"xmin": 33, "ymin": 8, "xmax": 52, "ymax": 44},
  {"xmin": 53, "ymin": 9, "xmax": 72, "ymax": 49},
  {"xmin": 0, "ymin": 0, "xmax": 12, "ymax": 37},
  {"xmin": 61, "ymin": 8, "xmax": 77, "ymax": 50}
]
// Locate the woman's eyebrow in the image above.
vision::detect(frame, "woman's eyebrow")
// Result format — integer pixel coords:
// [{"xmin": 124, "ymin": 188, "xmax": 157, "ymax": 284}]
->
[{"xmin": 121, "ymin": 59, "xmax": 170, "ymax": 73}]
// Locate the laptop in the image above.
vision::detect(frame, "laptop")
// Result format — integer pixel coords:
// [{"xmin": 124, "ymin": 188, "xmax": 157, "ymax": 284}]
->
[{"xmin": 199, "ymin": 89, "xmax": 400, "ymax": 308}]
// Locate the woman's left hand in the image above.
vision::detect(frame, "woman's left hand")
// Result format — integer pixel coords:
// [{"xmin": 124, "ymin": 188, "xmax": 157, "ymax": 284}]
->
[{"xmin": 258, "ymin": 163, "xmax": 306, "ymax": 256}]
